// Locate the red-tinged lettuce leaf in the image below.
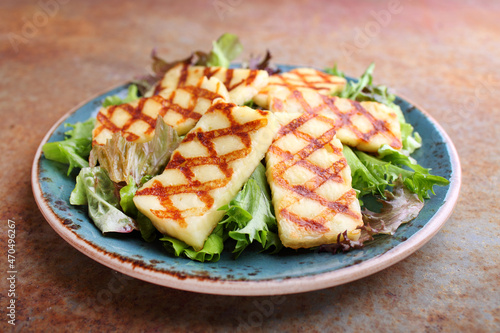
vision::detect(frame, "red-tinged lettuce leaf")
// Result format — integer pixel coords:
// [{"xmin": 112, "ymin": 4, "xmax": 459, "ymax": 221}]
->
[
  {"xmin": 89, "ymin": 117, "xmax": 180, "ymax": 185},
  {"xmin": 70, "ymin": 166, "xmax": 138, "ymax": 233},
  {"xmin": 246, "ymin": 50, "xmax": 281, "ymax": 75},
  {"xmin": 318, "ymin": 178, "xmax": 424, "ymax": 254},
  {"xmin": 132, "ymin": 49, "xmax": 199, "ymax": 96},
  {"xmin": 360, "ymin": 178, "xmax": 424, "ymax": 236},
  {"xmin": 133, "ymin": 33, "xmax": 242, "ymax": 96}
]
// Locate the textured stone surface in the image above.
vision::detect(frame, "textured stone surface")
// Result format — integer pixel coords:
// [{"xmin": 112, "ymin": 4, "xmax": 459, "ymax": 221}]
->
[{"xmin": 1, "ymin": 0, "xmax": 499, "ymax": 331}]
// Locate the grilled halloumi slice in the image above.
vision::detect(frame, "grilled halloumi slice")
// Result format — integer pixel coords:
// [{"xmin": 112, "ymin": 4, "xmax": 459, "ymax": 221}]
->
[
  {"xmin": 253, "ymin": 67, "xmax": 346, "ymax": 108},
  {"xmin": 133, "ymin": 100, "xmax": 280, "ymax": 250},
  {"xmin": 153, "ymin": 63, "xmax": 269, "ymax": 105},
  {"xmin": 266, "ymin": 112, "xmax": 363, "ymax": 249},
  {"xmin": 268, "ymin": 87, "xmax": 402, "ymax": 152},
  {"xmin": 92, "ymin": 76, "xmax": 230, "ymax": 145}
]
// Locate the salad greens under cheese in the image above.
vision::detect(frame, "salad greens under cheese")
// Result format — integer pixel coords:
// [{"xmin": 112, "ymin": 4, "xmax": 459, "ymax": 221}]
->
[{"xmin": 42, "ymin": 33, "xmax": 449, "ymax": 262}]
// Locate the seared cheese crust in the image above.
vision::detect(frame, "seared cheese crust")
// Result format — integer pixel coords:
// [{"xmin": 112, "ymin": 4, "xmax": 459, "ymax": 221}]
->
[
  {"xmin": 268, "ymin": 88, "xmax": 402, "ymax": 152},
  {"xmin": 154, "ymin": 63, "xmax": 269, "ymax": 105},
  {"xmin": 253, "ymin": 67, "xmax": 346, "ymax": 108},
  {"xmin": 133, "ymin": 100, "xmax": 280, "ymax": 250},
  {"xmin": 92, "ymin": 76, "xmax": 230, "ymax": 145},
  {"xmin": 266, "ymin": 112, "xmax": 363, "ymax": 249}
]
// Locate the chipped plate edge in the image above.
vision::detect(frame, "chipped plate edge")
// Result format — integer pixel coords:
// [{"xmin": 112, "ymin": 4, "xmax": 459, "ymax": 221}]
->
[{"xmin": 31, "ymin": 76, "xmax": 461, "ymax": 296}]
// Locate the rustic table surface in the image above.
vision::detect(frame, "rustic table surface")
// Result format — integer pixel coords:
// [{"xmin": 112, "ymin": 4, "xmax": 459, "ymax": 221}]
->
[{"xmin": 1, "ymin": 0, "xmax": 499, "ymax": 331}]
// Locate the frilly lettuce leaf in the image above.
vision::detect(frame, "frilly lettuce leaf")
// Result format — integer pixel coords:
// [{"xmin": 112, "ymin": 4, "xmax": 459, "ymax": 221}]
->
[
  {"xmin": 354, "ymin": 149, "xmax": 449, "ymax": 201},
  {"xmin": 161, "ymin": 224, "xmax": 224, "ymax": 263},
  {"xmin": 319, "ymin": 178, "xmax": 424, "ymax": 253},
  {"xmin": 378, "ymin": 144, "xmax": 427, "ymax": 173},
  {"xmin": 344, "ymin": 142, "xmax": 449, "ymax": 201},
  {"xmin": 42, "ymin": 117, "xmax": 95, "ymax": 175},
  {"xmin": 70, "ymin": 166, "xmax": 137, "ymax": 233},
  {"xmin": 89, "ymin": 117, "xmax": 180, "ymax": 185},
  {"xmin": 219, "ymin": 163, "xmax": 282, "ymax": 258},
  {"xmin": 343, "ymin": 145, "xmax": 388, "ymax": 198},
  {"xmin": 400, "ymin": 122, "xmax": 422, "ymax": 156},
  {"xmin": 102, "ymin": 84, "xmax": 140, "ymax": 107},
  {"xmin": 324, "ymin": 63, "xmax": 344, "ymax": 78},
  {"xmin": 329, "ymin": 63, "xmax": 375, "ymax": 101}
]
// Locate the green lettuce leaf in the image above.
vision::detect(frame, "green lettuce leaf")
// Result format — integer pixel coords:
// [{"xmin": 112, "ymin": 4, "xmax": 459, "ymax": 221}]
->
[
  {"xmin": 102, "ymin": 84, "xmax": 140, "ymax": 107},
  {"xmin": 207, "ymin": 33, "xmax": 243, "ymax": 68},
  {"xmin": 219, "ymin": 163, "xmax": 282, "ymax": 258},
  {"xmin": 335, "ymin": 63, "xmax": 375, "ymax": 101},
  {"xmin": 344, "ymin": 142, "xmax": 449, "ymax": 201},
  {"xmin": 324, "ymin": 63, "xmax": 345, "ymax": 78},
  {"xmin": 118, "ymin": 177, "xmax": 157, "ymax": 242},
  {"xmin": 342, "ymin": 145, "xmax": 388, "ymax": 198},
  {"xmin": 161, "ymin": 224, "xmax": 224, "ymax": 263},
  {"xmin": 377, "ymin": 144, "xmax": 427, "ymax": 174},
  {"xmin": 89, "ymin": 117, "xmax": 180, "ymax": 185},
  {"xmin": 354, "ymin": 149, "xmax": 449, "ymax": 200},
  {"xmin": 119, "ymin": 177, "xmax": 139, "ymax": 217},
  {"xmin": 400, "ymin": 122, "xmax": 422, "ymax": 155},
  {"xmin": 42, "ymin": 117, "xmax": 95, "ymax": 175},
  {"xmin": 70, "ymin": 166, "xmax": 137, "ymax": 233},
  {"xmin": 135, "ymin": 212, "xmax": 157, "ymax": 243}
]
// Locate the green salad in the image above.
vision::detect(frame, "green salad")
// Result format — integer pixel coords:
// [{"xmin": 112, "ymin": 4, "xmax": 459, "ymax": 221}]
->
[{"xmin": 42, "ymin": 33, "xmax": 449, "ymax": 262}]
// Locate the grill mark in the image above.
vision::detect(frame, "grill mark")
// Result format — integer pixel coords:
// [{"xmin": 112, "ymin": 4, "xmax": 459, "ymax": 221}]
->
[
  {"xmin": 178, "ymin": 62, "xmax": 190, "ymax": 87},
  {"xmin": 226, "ymin": 69, "xmax": 258, "ymax": 91},
  {"xmin": 135, "ymin": 102, "xmax": 269, "ymax": 226},
  {"xmin": 224, "ymin": 69, "xmax": 234, "ymax": 89},
  {"xmin": 183, "ymin": 85, "xmax": 225, "ymax": 103},
  {"xmin": 269, "ymin": 68, "xmax": 345, "ymax": 94},
  {"xmin": 281, "ymin": 210, "xmax": 328, "ymax": 232}
]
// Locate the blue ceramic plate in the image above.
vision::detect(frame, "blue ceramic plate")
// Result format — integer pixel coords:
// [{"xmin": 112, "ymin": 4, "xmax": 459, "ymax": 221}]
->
[{"xmin": 32, "ymin": 65, "xmax": 461, "ymax": 295}]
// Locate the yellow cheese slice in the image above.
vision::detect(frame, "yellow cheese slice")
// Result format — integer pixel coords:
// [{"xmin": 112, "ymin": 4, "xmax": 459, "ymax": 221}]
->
[
  {"xmin": 154, "ymin": 63, "xmax": 269, "ymax": 105},
  {"xmin": 266, "ymin": 112, "xmax": 363, "ymax": 249},
  {"xmin": 133, "ymin": 100, "xmax": 280, "ymax": 250}
]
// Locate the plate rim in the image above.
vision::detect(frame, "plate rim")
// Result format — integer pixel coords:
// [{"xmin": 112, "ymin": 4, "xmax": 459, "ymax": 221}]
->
[{"xmin": 31, "ymin": 70, "xmax": 461, "ymax": 296}]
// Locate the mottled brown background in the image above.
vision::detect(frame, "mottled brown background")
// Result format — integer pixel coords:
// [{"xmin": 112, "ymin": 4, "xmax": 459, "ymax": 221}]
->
[{"xmin": 1, "ymin": 0, "xmax": 499, "ymax": 332}]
